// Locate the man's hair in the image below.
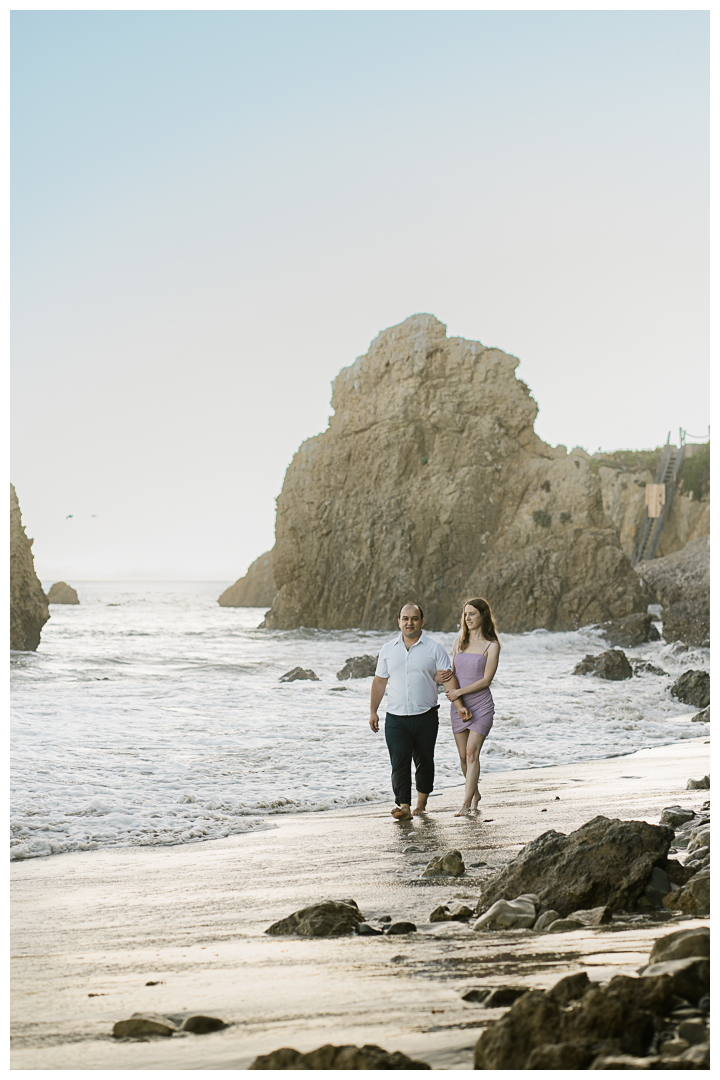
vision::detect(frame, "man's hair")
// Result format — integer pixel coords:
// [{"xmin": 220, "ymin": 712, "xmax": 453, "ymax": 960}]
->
[{"xmin": 397, "ymin": 603, "xmax": 424, "ymax": 621}]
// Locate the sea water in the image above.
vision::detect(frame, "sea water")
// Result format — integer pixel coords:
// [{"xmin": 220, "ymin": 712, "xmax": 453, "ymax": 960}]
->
[{"xmin": 10, "ymin": 581, "xmax": 708, "ymax": 861}]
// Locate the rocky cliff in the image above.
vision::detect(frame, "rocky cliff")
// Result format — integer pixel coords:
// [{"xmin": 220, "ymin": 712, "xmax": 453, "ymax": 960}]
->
[
  {"xmin": 10, "ymin": 484, "xmax": 50, "ymax": 650},
  {"xmin": 262, "ymin": 315, "xmax": 645, "ymax": 632},
  {"xmin": 218, "ymin": 550, "xmax": 276, "ymax": 608},
  {"xmin": 637, "ymin": 538, "xmax": 709, "ymax": 647}
]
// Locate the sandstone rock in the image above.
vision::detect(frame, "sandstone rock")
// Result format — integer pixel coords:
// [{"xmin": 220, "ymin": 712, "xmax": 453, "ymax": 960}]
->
[
  {"xmin": 639, "ymin": 957, "xmax": 709, "ymax": 1003},
  {"xmin": 662, "ymin": 872, "xmax": 709, "ymax": 916},
  {"xmin": 10, "ymin": 485, "xmax": 49, "ymax": 651},
  {"xmin": 249, "ymin": 1043, "xmax": 431, "ymax": 1069},
  {"xmin": 659, "ymin": 806, "xmax": 696, "ymax": 827},
  {"xmin": 262, "ymin": 315, "xmax": 645, "ymax": 632},
  {"xmin": 336, "ymin": 654, "xmax": 378, "ymax": 680},
  {"xmin": 547, "ymin": 918, "xmax": 584, "ymax": 932},
  {"xmin": 180, "ymin": 1014, "xmax": 227, "ymax": 1033},
  {"xmin": 671, "ymin": 670, "xmax": 710, "ymax": 709},
  {"xmin": 46, "ymin": 581, "xmax": 79, "ymax": 604},
  {"xmin": 384, "ymin": 921, "xmax": 417, "ymax": 935},
  {"xmin": 473, "ymin": 897, "xmax": 536, "ymax": 930},
  {"xmin": 547, "ymin": 971, "xmax": 592, "ymax": 1005},
  {"xmin": 218, "ymin": 550, "xmax": 276, "ymax": 608},
  {"xmin": 692, "ymin": 706, "xmax": 709, "ymax": 723},
  {"xmin": 533, "ymin": 909, "xmax": 561, "ymax": 931},
  {"xmin": 567, "ymin": 905, "xmax": 612, "ymax": 927},
  {"xmin": 657, "ymin": 857, "xmax": 697, "ymax": 886},
  {"xmin": 112, "ymin": 1012, "xmax": 178, "ymax": 1037},
  {"xmin": 599, "ymin": 613, "xmax": 659, "ymax": 648},
  {"xmin": 265, "ymin": 899, "xmax": 364, "ymax": 937},
  {"xmin": 473, "ymin": 990, "xmax": 562, "ymax": 1069},
  {"xmin": 429, "ymin": 902, "xmax": 473, "ymax": 923},
  {"xmin": 573, "ymin": 649, "xmax": 633, "ymax": 680},
  {"xmin": 279, "ymin": 666, "xmax": 319, "ymax": 682},
  {"xmin": 422, "ymin": 850, "xmax": 465, "ymax": 877},
  {"xmin": 476, "ymin": 816, "xmax": 674, "ymax": 918},
  {"xmin": 686, "ymin": 776, "xmax": 710, "ymax": 790},
  {"xmin": 638, "ymin": 538, "xmax": 709, "ymax": 646},
  {"xmin": 686, "ymin": 827, "xmax": 710, "ymax": 855}
]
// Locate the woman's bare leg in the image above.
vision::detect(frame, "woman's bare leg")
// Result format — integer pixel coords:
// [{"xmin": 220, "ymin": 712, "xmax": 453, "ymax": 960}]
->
[
  {"xmin": 453, "ymin": 730, "xmax": 480, "ymax": 807},
  {"xmin": 455, "ymin": 731, "xmax": 485, "ymax": 815}
]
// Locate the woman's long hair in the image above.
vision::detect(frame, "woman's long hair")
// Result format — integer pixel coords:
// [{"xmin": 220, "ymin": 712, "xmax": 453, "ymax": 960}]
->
[{"xmin": 459, "ymin": 597, "xmax": 501, "ymax": 652}]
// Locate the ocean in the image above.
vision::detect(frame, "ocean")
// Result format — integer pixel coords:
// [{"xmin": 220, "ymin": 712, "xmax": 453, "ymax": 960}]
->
[{"xmin": 10, "ymin": 581, "xmax": 708, "ymax": 861}]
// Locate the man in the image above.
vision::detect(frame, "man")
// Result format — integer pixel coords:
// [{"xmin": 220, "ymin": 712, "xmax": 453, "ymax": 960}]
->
[{"xmin": 369, "ymin": 603, "xmax": 469, "ymax": 820}]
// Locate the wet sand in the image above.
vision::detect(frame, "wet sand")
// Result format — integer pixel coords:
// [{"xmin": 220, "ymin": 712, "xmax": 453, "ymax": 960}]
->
[{"xmin": 11, "ymin": 735, "xmax": 710, "ymax": 1070}]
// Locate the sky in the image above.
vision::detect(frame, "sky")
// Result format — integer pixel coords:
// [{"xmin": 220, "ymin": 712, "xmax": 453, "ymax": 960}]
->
[{"xmin": 11, "ymin": 8, "xmax": 709, "ymax": 581}]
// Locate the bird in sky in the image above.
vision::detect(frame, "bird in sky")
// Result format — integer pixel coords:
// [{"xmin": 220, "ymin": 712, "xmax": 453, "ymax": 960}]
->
[{"xmin": 65, "ymin": 514, "xmax": 73, "ymax": 519}]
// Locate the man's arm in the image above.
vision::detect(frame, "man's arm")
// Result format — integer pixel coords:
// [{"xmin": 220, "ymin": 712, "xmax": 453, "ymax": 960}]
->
[{"xmin": 369, "ymin": 676, "xmax": 388, "ymax": 732}]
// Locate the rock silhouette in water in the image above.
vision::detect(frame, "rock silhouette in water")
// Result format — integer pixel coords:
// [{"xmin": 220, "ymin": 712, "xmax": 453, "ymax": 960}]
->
[
  {"xmin": 336, "ymin": 654, "xmax": 378, "ymax": 679},
  {"xmin": 261, "ymin": 315, "xmax": 644, "ymax": 631},
  {"xmin": 10, "ymin": 484, "xmax": 49, "ymax": 651},
  {"xmin": 47, "ymin": 581, "xmax": 80, "ymax": 605},
  {"xmin": 670, "ymin": 669, "xmax": 710, "ymax": 709},
  {"xmin": 218, "ymin": 550, "xmax": 276, "ymax": 607},
  {"xmin": 573, "ymin": 649, "xmax": 633, "ymax": 680}
]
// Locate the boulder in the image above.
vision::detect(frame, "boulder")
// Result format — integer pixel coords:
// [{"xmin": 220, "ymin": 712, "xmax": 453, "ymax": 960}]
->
[
  {"xmin": 46, "ymin": 581, "xmax": 79, "ymax": 604},
  {"xmin": 659, "ymin": 806, "xmax": 695, "ymax": 827},
  {"xmin": 473, "ymin": 897, "xmax": 536, "ymax": 931},
  {"xmin": 692, "ymin": 706, "xmax": 709, "ymax": 723},
  {"xmin": 573, "ymin": 649, "xmax": 633, "ymax": 680},
  {"xmin": 637, "ymin": 538, "xmax": 709, "ymax": 646},
  {"xmin": 647, "ymin": 927, "xmax": 709, "ymax": 967},
  {"xmin": 566, "ymin": 906, "xmax": 612, "ymax": 927},
  {"xmin": 429, "ymin": 903, "xmax": 472, "ymax": 922},
  {"xmin": 482, "ymin": 987, "xmax": 528, "ymax": 1008},
  {"xmin": 265, "ymin": 899, "xmax": 364, "ymax": 937},
  {"xmin": 336, "ymin": 654, "xmax": 378, "ymax": 680},
  {"xmin": 662, "ymin": 871, "xmax": 709, "ymax": 916},
  {"xmin": 218, "ymin": 550, "xmax": 276, "ymax": 608},
  {"xmin": 261, "ymin": 314, "xmax": 645, "ymax": 633},
  {"xmin": 384, "ymin": 921, "xmax": 416, "ymax": 935},
  {"xmin": 249, "ymin": 1044, "xmax": 431, "ymax": 1069},
  {"xmin": 638, "ymin": 866, "xmax": 675, "ymax": 908},
  {"xmin": 547, "ymin": 971, "xmax": 592, "ymax": 1005},
  {"xmin": 686, "ymin": 776, "xmax": 710, "ymax": 790},
  {"xmin": 476, "ymin": 816, "xmax": 674, "ymax": 918},
  {"xmin": 422, "ymin": 850, "xmax": 465, "ymax": 877},
  {"xmin": 279, "ymin": 667, "xmax": 319, "ymax": 682},
  {"xmin": 533, "ymin": 909, "xmax": 561, "ymax": 932},
  {"xmin": 670, "ymin": 670, "xmax": 710, "ymax": 709},
  {"xmin": 473, "ymin": 990, "xmax": 563, "ymax": 1069},
  {"xmin": 180, "ymin": 1015, "xmax": 227, "ymax": 1033},
  {"xmin": 638, "ymin": 957, "xmax": 709, "ymax": 1003},
  {"xmin": 10, "ymin": 484, "xmax": 49, "ymax": 651},
  {"xmin": 599, "ymin": 613, "xmax": 659, "ymax": 648},
  {"xmin": 112, "ymin": 1012, "xmax": 178, "ymax": 1037}
]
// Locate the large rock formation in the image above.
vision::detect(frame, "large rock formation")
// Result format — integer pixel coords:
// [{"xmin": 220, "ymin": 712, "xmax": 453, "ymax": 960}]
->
[
  {"xmin": 47, "ymin": 581, "xmax": 80, "ymax": 604},
  {"xmin": 262, "ymin": 315, "xmax": 645, "ymax": 632},
  {"xmin": 637, "ymin": 537, "xmax": 709, "ymax": 646},
  {"xmin": 218, "ymin": 550, "xmax": 276, "ymax": 608},
  {"xmin": 10, "ymin": 484, "xmax": 49, "ymax": 651}
]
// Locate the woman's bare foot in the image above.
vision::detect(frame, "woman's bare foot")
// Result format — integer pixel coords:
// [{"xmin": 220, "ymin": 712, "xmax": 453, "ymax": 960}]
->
[
  {"xmin": 391, "ymin": 805, "xmax": 412, "ymax": 820},
  {"xmin": 454, "ymin": 803, "xmax": 472, "ymax": 817},
  {"xmin": 471, "ymin": 791, "xmax": 481, "ymax": 809}
]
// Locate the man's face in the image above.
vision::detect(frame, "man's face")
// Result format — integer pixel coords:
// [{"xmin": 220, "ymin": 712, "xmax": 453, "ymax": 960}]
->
[{"xmin": 398, "ymin": 606, "xmax": 424, "ymax": 639}]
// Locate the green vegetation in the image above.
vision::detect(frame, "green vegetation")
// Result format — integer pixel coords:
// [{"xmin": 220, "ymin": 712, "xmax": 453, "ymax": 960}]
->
[
  {"xmin": 586, "ymin": 447, "xmax": 664, "ymax": 476},
  {"xmin": 678, "ymin": 442, "xmax": 710, "ymax": 501}
]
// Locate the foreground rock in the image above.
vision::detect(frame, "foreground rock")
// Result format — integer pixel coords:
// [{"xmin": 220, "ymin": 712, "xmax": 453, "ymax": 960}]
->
[
  {"xmin": 218, "ymin": 550, "xmax": 276, "ymax": 608},
  {"xmin": 573, "ymin": 649, "xmax": 633, "ymax": 680},
  {"xmin": 265, "ymin": 899, "xmax": 364, "ymax": 937},
  {"xmin": 10, "ymin": 484, "xmax": 49, "ymax": 651},
  {"xmin": 422, "ymin": 850, "xmax": 465, "ymax": 877},
  {"xmin": 46, "ymin": 581, "xmax": 79, "ymax": 604},
  {"xmin": 113, "ymin": 1013, "xmax": 178, "ymax": 1037},
  {"xmin": 279, "ymin": 667, "xmax": 319, "ymax": 682},
  {"xmin": 599, "ymin": 612, "xmax": 659, "ymax": 648},
  {"xmin": 261, "ymin": 314, "xmax": 645, "ymax": 631},
  {"xmin": 476, "ymin": 817, "xmax": 673, "ymax": 918},
  {"xmin": 671, "ymin": 670, "xmax": 710, "ymax": 709},
  {"xmin": 638, "ymin": 537, "xmax": 709, "ymax": 646},
  {"xmin": 249, "ymin": 1043, "xmax": 431, "ymax": 1069},
  {"xmin": 336, "ymin": 654, "xmax": 378, "ymax": 679},
  {"xmin": 692, "ymin": 706, "xmax": 710, "ymax": 723}
]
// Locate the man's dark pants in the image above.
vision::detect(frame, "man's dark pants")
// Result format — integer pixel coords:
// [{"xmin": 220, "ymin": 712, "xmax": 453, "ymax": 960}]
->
[{"xmin": 384, "ymin": 707, "xmax": 439, "ymax": 806}]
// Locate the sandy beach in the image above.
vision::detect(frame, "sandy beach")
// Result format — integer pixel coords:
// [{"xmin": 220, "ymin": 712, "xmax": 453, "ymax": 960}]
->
[{"xmin": 11, "ymin": 734, "xmax": 709, "ymax": 1070}]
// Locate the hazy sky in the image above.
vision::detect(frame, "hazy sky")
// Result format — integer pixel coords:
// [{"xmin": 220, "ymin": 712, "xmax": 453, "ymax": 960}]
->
[{"xmin": 11, "ymin": 9, "xmax": 709, "ymax": 581}]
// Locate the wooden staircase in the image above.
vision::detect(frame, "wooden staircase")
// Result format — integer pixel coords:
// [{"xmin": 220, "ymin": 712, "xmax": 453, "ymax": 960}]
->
[{"xmin": 631, "ymin": 444, "xmax": 685, "ymax": 566}]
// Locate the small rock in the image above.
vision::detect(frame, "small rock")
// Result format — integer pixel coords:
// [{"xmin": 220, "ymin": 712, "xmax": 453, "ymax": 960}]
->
[
  {"xmin": 460, "ymin": 987, "xmax": 491, "ymax": 1003},
  {"xmin": 566, "ymin": 905, "xmax": 612, "ymax": 927},
  {"xmin": 279, "ymin": 667, "xmax": 319, "ymax": 682},
  {"xmin": 632, "ymin": 660, "xmax": 668, "ymax": 676},
  {"xmin": 692, "ymin": 706, "xmax": 710, "ymax": 723},
  {"xmin": 662, "ymin": 871, "xmax": 709, "ymax": 915},
  {"xmin": 113, "ymin": 1013, "xmax": 178, "ymax": 1038},
  {"xmin": 647, "ymin": 926, "xmax": 710, "ymax": 965},
  {"xmin": 377, "ymin": 914, "xmax": 392, "ymax": 923},
  {"xmin": 546, "ymin": 918, "xmax": 584, "ymax": 932},
  {"xmin": 447, "ymin": 903, "xmax": 474, "ymax": 921},
  {"xmin": 249, "ymin": 1044, "xmax": 431, "ymax": 1070},
  {"xmin": 533, "ymin": 909, "xmax": 561, "ymax": 931},
  {"xmin": 686, "ymin": 775, "xmax": 710, "ymax": 790},
  {"xmin": 670, "ymin": 670, "xmax": 710, "ymax": 709},
  {"xmin": 659, "ymin": 806, "xmax": 696, "ymax": 827},
  {"xmin": 336, "ymin": 654, "xmax": 378, "ymax": 680},
  {"xmin": 46, "ymin": 581, "xmax": 80, "ymax": 604},
  {"xmin": 384, "ymin": 921, "xmax": 417, "ymax": 935},
  {"xmin": 266, "ymin": 899, "xmax": 364, "ymax": 937},
  {"xmin": 180, "ymin": 1015, "xmax": 227, "ymax": 1033},
  {"xmin": 658, "ymin": 1037, "xmax": 691, "ymax": 1056},
  {"xmin": 355, "ymin": 922, "xmax": 383, "ymax": 936},
  {"xmin": 547, "ymin": 971, "xmax": 591, "ymax": 1005},
  {"xmin": 422, "ymin": 850, "xmax": 465, "ymax": 877},
  {"xmin": 599, "ymin": 612, "xmax": 659, "ymax": 648},
  {"xmin": 573, "ymin": 649, "xmax": 633, "ymax": 680},
  {"xmin": 589, "ymin": 1055, "xmax": 655, "ymax": 1069},
  {"xmin": 677, "ymin": 1018, "xmax": 709, "ymax": 1045},
  {"xmin": 483, "ymin": 986, "xmax": 528, "ymax": 1008},
  {"xmin": 639, "ymin": 956, "xmax": 709, "ymax": 1003},
  {"xmin": 429, "ymin": 905, "xmax": 451, "ymax": 922},
  {"xmin": 473, "ymin": 896, "xmax": 536, "ymax": 931},
  {"xmin": 678, "ymin": 1042, "xmax": 710, "ymax": 1067}
]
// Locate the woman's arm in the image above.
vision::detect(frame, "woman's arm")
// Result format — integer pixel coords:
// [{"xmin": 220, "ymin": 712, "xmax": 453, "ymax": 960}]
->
[{"xmin": 446, "ymin": 643, "xmax": 500, "ymax": 700}]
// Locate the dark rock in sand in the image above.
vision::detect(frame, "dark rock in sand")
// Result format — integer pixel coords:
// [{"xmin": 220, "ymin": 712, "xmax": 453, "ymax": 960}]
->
[
  {"xmin": 483, "ymin": 986, "xmax": 528, "ymax": 1008},
  {"xmin": 547, "ymin": 971, "xmax": 592, "ymax": 1005},
  {"xmin": 265, "ymin": 899, "xmax": 364, "ymax": 937},
  {"xmin": 336, "ymin": 654, "xmax": 378, "ymax": 680},
  {"xmin": 692, "ymin": 705, "xmax": 709, "ymax": 723},
  {"xmin": 113, "ymin": 1012, "xmax": 179, "ymax": 1037},
  {"xmin": 279, "ymin": 666, "xmax": 319, "ymax": 682},
  {"xmin": 180, "ymin": 1014, "xmax": 227, "ymax": 1033},
  {"xmin": 422, "ymin": 850, "xmax": 465, "ymax": 877},
  {"xmin": 639, "ymin": 956, "xmax": 709, "ymax": 1004},
  {"xmin": 384, "ymin": 921, "xmax": 417, "ymax": 935},
  {"xmin": 659, "ymin": 806, "xmax": 696, "ymax": 827},
  {"xmin": 647, "ymin": 927, "xmax": 710, "ymax": 967},
  {"xmin": 460, "ymin": 987, "xmax": 491, "ymax": 1003},
  {"xmin": 355, "ymin": 921, "xmax": 383, "ymax": 936},
  {"xmin": 670, "ymin": 670, "xmax": 710, "ymax": 709},
  {"xmin": 46, "ymin": 581, "xmax": 80, "ymax": 604},
  {"xmin": 429, "ymin": 902, "xmax": 473, "ymax": 923},
  {"xmin": 662, "ymin": 871, "xmax": 709, "ymax": 916},
  {"xmin": 10, "ymin": 484, "xmax": 50, "ymax": 651},
  {"xmin": 249, "ymin": 1043, "xmax": 431, "ymax": 1069},
  {"xmin": 573, "ymin": 649, "xmax": 633, "ymax": 680},
  {"xmin": 599, "ymin": 612, "xmax": 659, "ymax": 648},
  {"xmin": 476, "ymin": 816, "xmax": 674, "ymax": 918}
]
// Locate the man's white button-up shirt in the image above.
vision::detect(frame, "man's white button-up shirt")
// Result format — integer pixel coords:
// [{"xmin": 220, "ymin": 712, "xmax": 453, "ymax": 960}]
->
[{"xmin": 375, "ymin": 630, "xmax": 451, "ymax": 715}]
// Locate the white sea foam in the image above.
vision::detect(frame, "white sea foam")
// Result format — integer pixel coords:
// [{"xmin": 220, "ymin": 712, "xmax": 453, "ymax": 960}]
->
[{"xmin": 10, "ymin": 582, "xmax": 708, "ymax": 860}]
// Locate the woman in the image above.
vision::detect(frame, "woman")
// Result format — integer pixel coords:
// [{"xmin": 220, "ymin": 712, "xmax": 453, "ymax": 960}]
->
[{"xmin": 446, "ymin": 597, "xmax": 500, "ymax": 816}]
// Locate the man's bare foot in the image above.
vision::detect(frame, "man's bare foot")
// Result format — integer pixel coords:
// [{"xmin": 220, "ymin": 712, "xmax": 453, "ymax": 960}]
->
[
  {"xmin": 412, "ymin": 804, "xmax": 428, "ymax": 817},
  {"xmin": 454, "ymin": 803, "xmax": 472, "ymax": 817},
  {"xmin": 391, "ymin": 805, "xmax": 412, "ymax": 820}
]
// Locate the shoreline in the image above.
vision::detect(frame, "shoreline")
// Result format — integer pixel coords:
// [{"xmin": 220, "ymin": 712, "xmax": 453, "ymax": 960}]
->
[{"xmin": 11, "ymin": 736, "xmax": 710, "ymax": 1070}]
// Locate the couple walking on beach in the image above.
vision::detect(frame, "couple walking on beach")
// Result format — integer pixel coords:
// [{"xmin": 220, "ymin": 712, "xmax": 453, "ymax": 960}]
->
[{"xmin": 369, "ymin": 599, "xmax": 500, "ymax": 819}]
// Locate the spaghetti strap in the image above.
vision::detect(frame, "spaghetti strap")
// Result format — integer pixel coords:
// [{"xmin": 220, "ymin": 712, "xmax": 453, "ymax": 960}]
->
[{"xmin": 482, "ymin": 643, "xmax": 491, "ymax": 657}]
